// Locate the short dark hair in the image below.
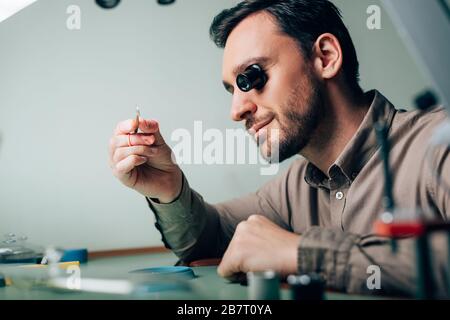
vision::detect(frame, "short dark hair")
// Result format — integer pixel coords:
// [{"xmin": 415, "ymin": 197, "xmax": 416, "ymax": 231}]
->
[{"xmin": 210, "ymin": 0, "xmax": 361, "ymax": 92}]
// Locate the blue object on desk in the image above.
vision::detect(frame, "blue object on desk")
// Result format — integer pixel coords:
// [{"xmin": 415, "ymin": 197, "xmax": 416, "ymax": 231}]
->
[
  {"xmin": 134, "ymin": 281, "xmax": 193, "ymax": 293},
  {"xmin": 130, "ymin": 266, "xmax": 196, "ymax": 294},
  {"xmin": 130, "ymin": 266, "xmax": 195, "ymax": 280},
  {"xmin": 60, "ymin": 248, "xmax": 88, "ymax": 263}
]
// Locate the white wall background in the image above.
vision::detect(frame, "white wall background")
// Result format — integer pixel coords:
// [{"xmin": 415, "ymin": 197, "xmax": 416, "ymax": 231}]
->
[{"xmin": 0, "ymin": 0, "xmax": 429, "ymax": 251}]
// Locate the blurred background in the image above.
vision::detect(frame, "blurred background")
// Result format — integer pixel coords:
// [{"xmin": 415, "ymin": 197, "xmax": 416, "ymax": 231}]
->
[{"xmin": 0, "ymin": 0, "xmax": 436, "ymax": 251}]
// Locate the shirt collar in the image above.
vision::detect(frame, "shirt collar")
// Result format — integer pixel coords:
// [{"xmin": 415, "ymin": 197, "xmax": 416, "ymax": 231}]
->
[{"xmin": 304, "ymin": 90, "xmax": 397, "ymax": 190}]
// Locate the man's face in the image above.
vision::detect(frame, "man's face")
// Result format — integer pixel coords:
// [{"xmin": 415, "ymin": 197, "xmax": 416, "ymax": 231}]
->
[{"xmin": 222, "ymin": 12, "xmax": 325, "ymax": 162}]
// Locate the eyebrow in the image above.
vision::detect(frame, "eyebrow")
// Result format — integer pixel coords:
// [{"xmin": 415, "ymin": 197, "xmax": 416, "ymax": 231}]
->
[
  {"xmin": 222, "ymin": 56, "xmax": 271, "ymax": 92},
  {"xmin": 233, "ymin": 56, "xmax": 271, "ymax": 76}
]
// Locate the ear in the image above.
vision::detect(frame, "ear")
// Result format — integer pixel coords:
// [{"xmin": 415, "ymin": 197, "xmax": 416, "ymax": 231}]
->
[{"xmin": 311, "ymin": 33, "xmax": 343, "ymax": 80}]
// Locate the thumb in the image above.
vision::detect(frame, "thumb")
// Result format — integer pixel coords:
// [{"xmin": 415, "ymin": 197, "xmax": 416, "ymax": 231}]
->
[{"xmin": 139, "ymin": 119, "xmax": 166, "ymax": 146}]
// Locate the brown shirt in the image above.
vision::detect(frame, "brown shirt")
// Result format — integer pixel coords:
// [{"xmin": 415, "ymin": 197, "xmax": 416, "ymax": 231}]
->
[{"xmin": 147, "ymin": 90, "xmax": 450, "ymax": 297}]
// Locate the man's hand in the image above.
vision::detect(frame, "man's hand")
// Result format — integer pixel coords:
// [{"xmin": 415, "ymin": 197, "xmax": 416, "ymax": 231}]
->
[
  {"xmin": 109, "ymin": 118, "xmax": 182, "ymax": 203},
  {"xmin": 217, "ymin": 215, "xmax": 301, "ymax": 279}
]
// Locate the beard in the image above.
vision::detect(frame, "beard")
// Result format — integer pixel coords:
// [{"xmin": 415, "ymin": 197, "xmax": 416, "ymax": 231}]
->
[
  {"xmin": 244, "ymin": 70, "xmax": 326, "ymax": 164},
  {"xmin": 253, "ymin": 72, "xmax": 325, "ymax": 163},
  {"xmin": 276, "ymin": 76, "xmax": 325, "ymax": 162}
]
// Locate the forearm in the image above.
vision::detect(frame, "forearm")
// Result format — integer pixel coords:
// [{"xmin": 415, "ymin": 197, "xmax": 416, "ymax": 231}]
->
[
  {"xmin": 298, "ymin": 227, "xmax": 449, "ymax": 298},
  {"xmin": 146, "ymin": 174, "xmax": 227, "ymax": 262},
  {"xmin": 147, "ymin": 166, "xmax": 294, "ymax": 264}
]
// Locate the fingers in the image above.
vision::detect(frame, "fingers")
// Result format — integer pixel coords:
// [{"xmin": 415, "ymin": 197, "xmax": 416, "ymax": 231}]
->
[
  {"xmin": 218, "ymin": 248, "xmax": 241, "ymax": 279},
  {"xmin": 217, "ymin": 216, "xmax": 269, "ymax": 279},
  {"xmin": 143, "ymin": 119, "xmax": 165, "ymax": 146},
  {"xmin": 114, "ymin": 118, "xmax": 166, "ymax": 148},
  {"xmin": 139, "ymin": 119, "xmax": 159, "ymax": 134},
  {"xmin": 114, "ymin": 118, "xmax": 159, "ymax": 135},
  {"xmin": 217, "ymin": 227, "xmax": 244, "ymax": 278},
  {"xmin": 112, "ymin": 145, "xmax": 159, "ymax": 164},
  {"xmin": 114, "ymin": 119, "xmax": 137, "ymax": 135},
  {"xmin": 114, "ymin": 155, "xmax": 148, "ymax": 176},
  {"xmin": 110, "ymin": 133, "xmax": 156, "ymax": 149}
]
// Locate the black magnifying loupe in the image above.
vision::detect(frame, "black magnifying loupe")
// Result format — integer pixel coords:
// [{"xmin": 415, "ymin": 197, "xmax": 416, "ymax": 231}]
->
[
  {"xmin": 158, "ymin": 0, "xmax": 176, "ymax": 4},
  {"xmin": 236, "ymin": 64, "xmax": 268, "ymax": 92},
  {"xmin": 96, "ymin": 0, "xmax": 121, "ymax": 9},
  {"xmin": 96, "ymin": 0, "xmax": 175, "ymax": 9}
]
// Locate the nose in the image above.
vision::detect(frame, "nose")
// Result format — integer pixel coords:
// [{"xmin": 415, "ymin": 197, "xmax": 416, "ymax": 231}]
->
[{"xmin": 230, "ymin": 92, "xmax": 257, "ymax": 122}]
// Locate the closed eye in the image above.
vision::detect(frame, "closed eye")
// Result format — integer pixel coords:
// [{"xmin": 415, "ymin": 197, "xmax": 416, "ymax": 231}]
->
[{"xmin": 223, "ymin": 82, "xmax": 234, "ymax": 95}]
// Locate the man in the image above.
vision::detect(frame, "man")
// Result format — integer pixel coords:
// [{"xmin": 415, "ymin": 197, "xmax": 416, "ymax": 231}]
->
[{"xmin": 108, "ymin": 0, "xmax": 450, "ymax": 297}]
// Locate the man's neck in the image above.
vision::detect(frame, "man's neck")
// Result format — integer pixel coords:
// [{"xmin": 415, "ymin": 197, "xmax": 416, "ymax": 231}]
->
[{"xmin": 301, "ymin": 86, "xmax": 370, "ymax": 177}]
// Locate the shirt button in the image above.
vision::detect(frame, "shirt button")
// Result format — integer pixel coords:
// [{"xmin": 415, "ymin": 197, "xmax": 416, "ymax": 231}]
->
[{"xmin": 336, "ymin": 191, "xmax": 344, "ymax": 200}]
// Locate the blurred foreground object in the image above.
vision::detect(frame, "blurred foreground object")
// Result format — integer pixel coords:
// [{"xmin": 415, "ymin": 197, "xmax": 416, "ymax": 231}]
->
[
  {"xmin": 0, "ymin": 0, "xmax": 37, "ymax": 23},
  {"xmin": 95, "ymin": 0, "xmax": 176, "ymax": 9},
  {"xmin": 415, "ymin": 90, "xmax": 439, "ymax": 111},
  {"xmin": 0, "ymin": 233, "xmax": 44, "ymax": 264},
  {"xmin": 382, "ymin": 0, "xmax": 450, "ymax": 112}
]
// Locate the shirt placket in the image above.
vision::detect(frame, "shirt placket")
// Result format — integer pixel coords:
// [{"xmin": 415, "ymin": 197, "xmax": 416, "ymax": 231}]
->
[
  {"xmin": 328, "ymin": 167, "xmax": 350, "ymax": 228},
  {"xmin": 330, "ymin": 186, "xmax": 348, "ymax": 227}
]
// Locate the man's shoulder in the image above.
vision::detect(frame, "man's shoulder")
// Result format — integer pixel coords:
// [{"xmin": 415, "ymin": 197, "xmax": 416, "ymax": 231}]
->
[
  {"xmin": 390, "ymin": 105, "xmax": 448, "ymax": 162},
  {"xmin": 392, "ymin": 105, "xmax": 448, "ymax": 134}
]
